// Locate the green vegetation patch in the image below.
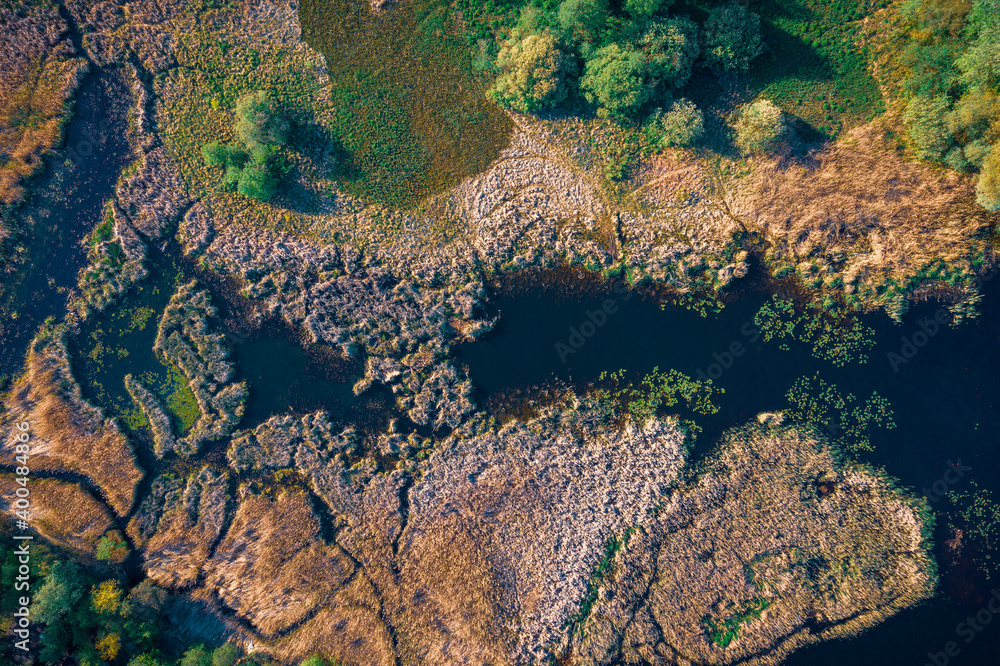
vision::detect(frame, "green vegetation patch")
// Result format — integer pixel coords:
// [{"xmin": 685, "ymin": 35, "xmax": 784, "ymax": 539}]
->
[
  {"xmin": 593, "ymin": 366, "xmax": 724, "ymax": 421},
  {"xmin": 300, "ymin": 0, "xmax": 513, "ymax": 207},
  {"xmin": 753, "ymin": 295, "xmax": 875, "ymax": 366},
  {"xmin": 702, "ymin": 596, "xmax": 771, "ymax": 647},
  {"xmin": 736, "ymin": 0, "xmax": 886, "ymax": 137},
  {"xmin": 784, "ymin": 372, "xmax": 896, "ymax": 453},
  {"xmin": 564, "ymin": 528, "xmax": 635, "ymax": 638},
  {"xmin": 947, "ymin": 479, "xmax": 1000, "ymax": 581},
  {"xmin": 74, "ymin": 260, "xmax": 200, "ymax": 436}
]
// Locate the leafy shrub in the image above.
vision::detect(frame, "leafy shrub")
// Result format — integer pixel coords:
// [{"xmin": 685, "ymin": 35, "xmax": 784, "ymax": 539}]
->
[
  {"xmin": 181, "ymin": 645, "xmax": 213, "ymax": 666},
  {"xmin": 129, "ymin": 653, "xmax": 166, "ymax": 666},
  {"xmin": 202, "ymin": 91, "xmax": 288, "ymax": 202},
  {"xmin": 237, "ymin": 160, "xmax": 280, "ymax": 201},
  {"xmin": 234, "ymin": 91, "xmax": 289, "ymax": 149},
  {"xmin": 200, "ymin": 142, "xmax": 247, "ymax": 169},
  {"xmin": 647, "ymin": 99, "xmax": 705, "ymax": 148},
  {"xmin": 734, "ymin": 99, "xmax": 787, "ymax": 154},
  {"xmin": 636, "ymin": 17, "xmax": 699, "ymax": 90},
  {"xmin": 702, "ymin": 2, "xmax": 764, "ymax": 73},
  {"xmin": 904, "ymin": 95, "xmax": 954, "ymax": 160},
  {"xmin": 558, "ymin": 0, "xmax": 608, "ymax": 44},
  {"xmin": 624, "ymin": 0, "xmax": 670, "ymax": 19},
  {"xmin": 212, "ymin": 643, "xmax": 240, "ymax": 666},
  {"xmin": 581, "ymin": 43, "xmax": 650, "ymax": 117},
  {"xmin": 96, "ymin": 531, "xmax": 129, "ymax": 562},
  {"xmin": 976, "ymin": 144, "xmax": 1000, "ymax": 211},
  {"xmin": 488, "ymin": 31, "xmax": 574, "ymax": 113},
  {"xmin": 301, "ymin": 656, "xmax": 340, "ymax": 666}
]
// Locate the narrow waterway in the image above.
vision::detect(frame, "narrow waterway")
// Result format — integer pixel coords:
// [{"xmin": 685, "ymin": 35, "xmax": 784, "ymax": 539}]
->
[
  {"xmin": 456, "ymin": 268, "xmax": 1000, "ymax": 665},
  {"xmin": 0, "ymin": 68, "xmax": 133, "ymax": 379}
]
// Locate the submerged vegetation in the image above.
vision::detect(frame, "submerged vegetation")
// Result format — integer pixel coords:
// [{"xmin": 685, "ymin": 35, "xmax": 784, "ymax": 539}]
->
[{"xmin": 947, "ymin": 479, "xmax": 1000, "ymax": 581}]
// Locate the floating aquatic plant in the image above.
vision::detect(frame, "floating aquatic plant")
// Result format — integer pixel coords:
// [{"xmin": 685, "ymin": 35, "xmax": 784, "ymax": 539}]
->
[{"xmin": 754, "ymin": 295, "xmax": 875, "ymax": 366}]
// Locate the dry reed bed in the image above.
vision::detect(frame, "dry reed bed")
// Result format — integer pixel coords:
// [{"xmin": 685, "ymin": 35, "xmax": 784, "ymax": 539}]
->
[
  {"xmin": 0, "ymin": 475, "xmax": 114, "ymax": 557},
  {"xmin": 0, "ymin": 325, "xmax": 143, "ymax": 516},
  {"xmin": 0, "ymin": 2, "xmax": 87, "ymax": 208},
  {"xmin": 730, "ymin": 121, "xmax": 997, "ymax": 316}
]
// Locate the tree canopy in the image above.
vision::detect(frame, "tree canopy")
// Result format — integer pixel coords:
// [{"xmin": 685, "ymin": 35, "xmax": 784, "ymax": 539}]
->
[
  {"xmin": 702, "ymin": 2, "xmax": 765, "ymax": 73},
  {"xmin": 489, "ymin": 31, "xmax": 574, "ymax": 113}
]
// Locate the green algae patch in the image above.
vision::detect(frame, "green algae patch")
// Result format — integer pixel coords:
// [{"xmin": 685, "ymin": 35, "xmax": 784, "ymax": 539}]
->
[
  {"xmin": 74, "ymin": 259, "xmax": 186, "ymax": 432},
  {"xmin": 300, "ymin": 0, "xmax": 513, "ymax": 208}
]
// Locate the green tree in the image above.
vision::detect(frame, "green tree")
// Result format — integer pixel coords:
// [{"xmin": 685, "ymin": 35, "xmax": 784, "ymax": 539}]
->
[
  {"xmin": 489, "ymin": 31, "xmax": 573, "ymax": 113},
  {"xmin": 212, "ymin": 643, "xmax": 240, "ymax": 666},
  {"xmin": 581, "ymin": 44, "xmax": 650, "ymax": 117},
  {"xmin": 32, "ymin": 561, "xmax": 85, "ymax": 626},
  {"xmin": 636, "ymin": 17, "xmax": 699, "ymax": 90},
  {"xmin": 181, "ymin": 644, "xmax": 214, "ymax": 666},
  {"xmin": 734, "ymin": 99, "xmax": 787, "ymax": 154},
  {"xmin": 976, "ymin": 144, "xmax": 1000, "ymax": 211},
  {"xmin": 956, "ymin": 0, "xmax": 1000, "ymax": 91},
  {"xmin": 235, "ymin": 91, "xmax": 289, "ymax": 149},
  {"xmin": 904, "ymin": 94, "xmax": 954, "ymax": 160},
  {"xmin": 647, "ymin": 99, "xmax": 705, "ymax": 148},
  {"xmin": 624, "ymin": 0, "xmax": 670, "ymax": 19},
  {"xmin": 702, "ymin": 2, "xmax": 764, "ymax": 73},
  {"xmin": 558, "ymin": 0, "xmax": 608, "ymax": 44}
]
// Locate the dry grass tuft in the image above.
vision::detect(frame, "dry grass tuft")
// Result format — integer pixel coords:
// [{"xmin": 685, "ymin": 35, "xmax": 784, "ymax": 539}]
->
[{"xmin": 199, "ymin": 489, "xmax": 354, "ymax": 637}]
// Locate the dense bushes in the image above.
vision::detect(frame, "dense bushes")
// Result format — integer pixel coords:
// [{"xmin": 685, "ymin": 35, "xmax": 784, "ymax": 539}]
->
[
  {"xmin": 734, "ymin": 99, "xmax": 787, "ymax": 154},
  {"xmin": 702, "ymin": 2, "xmax": 764, "ymax": 73},
  {"xmin": 558, "ymin": 0, "xmax": 609, "ymax": 45},
  {"xmin": 899, "ymin": 0, "xmax": 1000, "ymax": 210},
  {"xmin": 489, "ymin": 30, "xmax": 574, "ymax": 112},
  {"xmin": 488, "ymin": 0, "xmax": 731, "ymax": 124},
  {"xmin": 32, "ymin": 562, "xmax": 168, "ymax": 665},
  {"xmin": 977, "ymin": 145, "xmax": 1000, "ymax": 210},
  {"xmin": 201, "ymin": 91, "xmax": 289, "ymax": 202},
  {"xmin": 646, "ymin": 98, "xmax": 705, "ymax": 148}
]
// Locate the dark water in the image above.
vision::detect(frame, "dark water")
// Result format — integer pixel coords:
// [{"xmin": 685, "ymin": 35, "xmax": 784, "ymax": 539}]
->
[
  {"xmin": 0, "ymin": 69, "xmax": 133, "ymax": 378},
  {"xmin": 456, "ymin": 269, "xmax": 1000, "ymax": 665},
  {"xmin": 72, "ymin": 246, "xmax": 393, "ymax": 478}
]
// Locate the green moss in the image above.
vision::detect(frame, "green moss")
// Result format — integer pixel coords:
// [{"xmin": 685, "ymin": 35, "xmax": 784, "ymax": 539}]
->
[{"xmin": 162, "ymin": 364, "xmax": 200, "ymax": 434}]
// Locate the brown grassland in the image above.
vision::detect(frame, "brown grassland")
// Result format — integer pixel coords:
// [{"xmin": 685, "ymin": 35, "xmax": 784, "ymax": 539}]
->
[
  {"xmin": 1, "ymin": 327, "xmax": 143, "ymax": 516},
  {"xmin": 0, "ymin": 475, "xmax": 114, "ymax": 556}
]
